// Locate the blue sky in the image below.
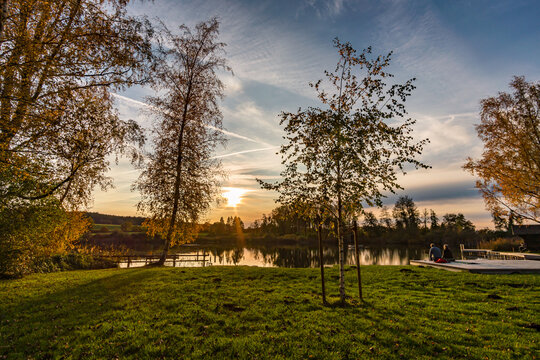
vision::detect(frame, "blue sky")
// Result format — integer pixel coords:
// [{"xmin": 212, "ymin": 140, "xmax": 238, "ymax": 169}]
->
[{"xmin": 91, "ymin": 0, "xmax": 540, "ymax": 227}]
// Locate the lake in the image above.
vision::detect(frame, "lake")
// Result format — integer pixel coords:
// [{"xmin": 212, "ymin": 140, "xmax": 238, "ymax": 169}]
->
[{"xmin": 119, "ymin": 243, "xmax": 430, "ymax": 268}]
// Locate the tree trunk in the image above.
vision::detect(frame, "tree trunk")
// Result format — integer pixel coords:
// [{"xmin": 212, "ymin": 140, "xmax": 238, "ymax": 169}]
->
[
  {"xmin": 159, "ymin": 85, "xmax": 192, "ymax": 265},
  {"xmin": 318, "ymin": 223, "xmax": 326, "ymax": 305},
  {"xmin": 353, "ymin": 220, "xmax": 362, "ymax": 300},
  {"xmin": 337, "ymin": 192, "xmax": 345, "ymax": 304}
]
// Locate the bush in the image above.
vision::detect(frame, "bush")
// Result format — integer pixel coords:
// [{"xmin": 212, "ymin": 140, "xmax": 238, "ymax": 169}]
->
[
  {"xmin": 0, "ymin": 202, "xmax": 92, "ymax": 278},
  {"xmin": 479, "ymin": 237, "xmax": 522, "ymax": 252},
  {"xmin": 32, "ymin": 253, "xmax": 118, "ymax": 274}
]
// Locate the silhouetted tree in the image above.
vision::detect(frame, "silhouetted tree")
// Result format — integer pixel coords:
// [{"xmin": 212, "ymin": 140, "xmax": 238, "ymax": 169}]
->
[
  {"xmin": 441, "ymin": 213, "xmax": 475, "ymax": 232},
  {"xmin": 393, "ymin": 196, "xmax": 420, "ymax": 231},
  {"xmin": 380, "ymin": 206, "xmax": 393, "ymax": 229},
  {"xmin": 430, "ymin": 209, "xmax": 439, "ymax": 229}
]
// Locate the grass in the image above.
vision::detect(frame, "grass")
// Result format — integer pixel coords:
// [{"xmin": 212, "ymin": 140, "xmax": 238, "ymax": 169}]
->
[{"xmin": 0, "ymin": 266, "xmax": 538, "ymax": 359}]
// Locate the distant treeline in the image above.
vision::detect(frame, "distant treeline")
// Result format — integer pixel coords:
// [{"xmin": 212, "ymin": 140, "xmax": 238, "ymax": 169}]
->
[
  {"xmin": 86, "ymin": 212, "xmax": 146, "ymax": 226},
  {"xmin": 247, "ymin": 196, "xmax": 509, "ymax": 248}
]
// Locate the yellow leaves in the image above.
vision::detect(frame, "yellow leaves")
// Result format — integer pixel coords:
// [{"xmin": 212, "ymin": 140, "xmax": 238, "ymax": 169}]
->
[{"xmin": 464, "ymin": 77, "xmax": 540, "ymax": 222}]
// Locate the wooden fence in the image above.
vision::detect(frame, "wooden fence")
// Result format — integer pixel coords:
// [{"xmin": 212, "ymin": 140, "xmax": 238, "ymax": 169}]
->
[
  {"xmin": 459, "ymin": 245, "xmax": 540, "ymax": 261},
  {"xmin": 98, "ymin": 251, "xmax": 211, "ymax": 268}
]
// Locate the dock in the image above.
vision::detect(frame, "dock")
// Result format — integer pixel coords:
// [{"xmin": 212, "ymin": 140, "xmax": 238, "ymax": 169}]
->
[
  {"xmin": 410, "ymin": 259, "xmax": 540, "ymax": 274},
  {"xmin": 459, "ymin": 245, "xmax": 540, "ymax": 261},
  {"xmin": 98, "ymin": 251, "xmax": 211, "ymax": 268}
]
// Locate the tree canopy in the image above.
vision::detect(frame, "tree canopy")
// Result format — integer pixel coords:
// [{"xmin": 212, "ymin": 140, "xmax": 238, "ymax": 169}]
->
[
  {"xmin": 464, "ymin": 76, "xmax": 540, "ymax": 224},
  {"xmin": 135, "ymin": 18, "xmax": 229, "ymax": 263},
  {"xmin": 0, "ymin": 0, "xmax": 153, "ymax": 277}
]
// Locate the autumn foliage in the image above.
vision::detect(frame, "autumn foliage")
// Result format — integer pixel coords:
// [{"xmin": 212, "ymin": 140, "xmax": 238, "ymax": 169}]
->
[{"xmin": 464, "ymin": 76, "xmax": 540, "ymax": 224}]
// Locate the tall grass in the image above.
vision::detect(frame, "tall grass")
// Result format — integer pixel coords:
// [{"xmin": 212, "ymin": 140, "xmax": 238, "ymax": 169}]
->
[{"xmin": 478, "ymin": 237, "xmax": 523, "ymax": 251}]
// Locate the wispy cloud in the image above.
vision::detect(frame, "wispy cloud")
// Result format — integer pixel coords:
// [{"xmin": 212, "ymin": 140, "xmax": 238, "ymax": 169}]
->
[
  {"xmin": 211, "ymin": 146, "xmax": 279, "ymax": 159},
  {"xmin": 111, "ymin": 93, "xmax": 269, "ymax": 145}
]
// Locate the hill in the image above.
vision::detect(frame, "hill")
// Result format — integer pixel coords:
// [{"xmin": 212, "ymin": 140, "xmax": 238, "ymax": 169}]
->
[{"xmin": 86, "ymin": 212, "xmax": 146, "ymax": 226}]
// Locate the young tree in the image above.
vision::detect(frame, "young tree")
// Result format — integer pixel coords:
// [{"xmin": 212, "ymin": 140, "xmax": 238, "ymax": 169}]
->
[
  {"xmin": 135, "ymin": 18, "xmax": 230, "ymax": 265},
  {"xmin": 261, "ymin": 39, "xmax": 428, "ymax": 303},
  {"xmin": 464, "ymin": 76, "xmax": 540, "ymax": 223}
]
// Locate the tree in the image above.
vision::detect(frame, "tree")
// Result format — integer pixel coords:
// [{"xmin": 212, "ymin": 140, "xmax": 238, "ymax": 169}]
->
[
  {"xmin": 0, "ymin": 0, "xmax": 153, "ymax": 207},
  {"xmin": 0, "ymin": 0, "xmax": 152, "ymax": 276},
  {"xmin": 362, "ymin": 212, "xmax": 380, "ymax": 236},
  {"xmin": 430, "ymin": 209, "xmax": 439, "ymax": 229},
  {"xmin": 441, "ymin": 213, "xmax": 475, "ymax": 232},
  {"xmin": 135, "ymin": 18, "xmax": 230, "ymax": 265},
  {"xmin": 464, "ymin": 76, "xmax": 540, "ymax": 224},
  {"xmin": 380, "ymin": 205, "xmax": 393, "ymax": 229},
  {"xmin": 121, "ymin": 221, "xmax": 133, "ymax": 232},
  {"xmin": 261, "ymin": 39, "xmax": 428, "ymax": 303},
  {"xmin": 421, "ymin": 208, "xmax": 429, "ymax": 229},
  {"xmin": 392, "ymin": 196, "xmax": 420, "ymax": 231}
]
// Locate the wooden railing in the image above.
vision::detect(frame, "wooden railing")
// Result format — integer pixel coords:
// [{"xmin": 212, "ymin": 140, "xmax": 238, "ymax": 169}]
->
[
  {"xmin": 98, "ymin": 251, "xmax": 211, "ymax": 268},
  {"xmin": 459, "ymin": 245, "xmax": 540, "ymax": 261}
]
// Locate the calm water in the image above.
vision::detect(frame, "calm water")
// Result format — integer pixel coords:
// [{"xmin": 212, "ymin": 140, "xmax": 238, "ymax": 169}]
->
[{"xmin": 119, "ymin": 244, "xmax": 429, "ymax": 268}]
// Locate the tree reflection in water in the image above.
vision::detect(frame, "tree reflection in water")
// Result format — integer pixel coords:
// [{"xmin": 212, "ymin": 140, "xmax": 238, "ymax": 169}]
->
[{"xmin": 183, "ymin": 245, "xmax": 427, "ymax": 268}]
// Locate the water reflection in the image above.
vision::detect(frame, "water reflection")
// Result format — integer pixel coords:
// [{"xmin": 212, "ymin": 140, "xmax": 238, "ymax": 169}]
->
[{"xmin": 171, "ymin": 245, "xmax": 428, "ymax": 268}]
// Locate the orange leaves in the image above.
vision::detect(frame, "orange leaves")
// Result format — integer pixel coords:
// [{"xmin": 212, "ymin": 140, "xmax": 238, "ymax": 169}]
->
[{"xmin": 464, "ymin": 76, "xmax": 540, "ymax": 223}]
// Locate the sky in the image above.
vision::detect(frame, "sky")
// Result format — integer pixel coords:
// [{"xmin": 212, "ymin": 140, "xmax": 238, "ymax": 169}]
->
[{"xmin": 91, "ymin": 0, "xmax": 540, "ymax": 228}]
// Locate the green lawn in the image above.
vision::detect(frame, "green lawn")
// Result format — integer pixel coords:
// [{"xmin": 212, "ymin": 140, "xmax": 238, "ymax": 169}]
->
[{"xmin": 0, "ymin": 266, "xmax": 538, "ymax": 359}]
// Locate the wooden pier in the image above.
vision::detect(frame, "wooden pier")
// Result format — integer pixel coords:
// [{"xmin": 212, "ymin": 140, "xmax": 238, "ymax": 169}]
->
[
  {"xmin": 459, "ymin": 245, "xmax": 540, "ymax": 261},
  {"xmin": 410, "ymin": 259, "xmax": 540, "ymax": 274},
  {"xmin": 99, "ymin": 251, "xmax": 211, "ymax": 268}
]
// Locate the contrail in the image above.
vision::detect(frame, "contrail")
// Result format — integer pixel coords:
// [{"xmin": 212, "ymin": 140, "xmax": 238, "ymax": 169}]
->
[
  {"xmin": 211, "ymin": 146, "xmax": 279, "ymax": 159},
  {"xmin": 111, "ymin": 93, "xmax": 271, "ymax": 146}
]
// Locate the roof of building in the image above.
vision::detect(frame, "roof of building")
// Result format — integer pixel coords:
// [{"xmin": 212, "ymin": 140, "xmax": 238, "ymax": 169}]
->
[{"xmin": 512, "ymin": 224, "xmax": 540, "ymax": 235}]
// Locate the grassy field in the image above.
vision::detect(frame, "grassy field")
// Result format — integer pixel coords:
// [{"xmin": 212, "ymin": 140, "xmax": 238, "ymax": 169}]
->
[{"xmin": 0, "ymin": 266, "xmax": 538, "ymax": 359}]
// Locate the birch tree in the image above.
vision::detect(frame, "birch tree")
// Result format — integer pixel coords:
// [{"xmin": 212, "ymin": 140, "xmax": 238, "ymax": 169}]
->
[
  {"xmin": 135, "ymin": 18, "xmax": 229, "ymax": 265},
  {"xmin": 262, "ymin": 39, "xmax": 428, "ymax": 304}
]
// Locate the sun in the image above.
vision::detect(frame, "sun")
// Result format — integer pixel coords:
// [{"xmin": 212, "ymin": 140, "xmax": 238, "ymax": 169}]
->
[{"xmin": 222, "ymin": 187, "xmax": 249, "ymax": 208}]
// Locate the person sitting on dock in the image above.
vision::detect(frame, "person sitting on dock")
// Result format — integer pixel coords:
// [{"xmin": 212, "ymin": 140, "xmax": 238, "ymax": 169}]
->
[
  {"xmin": 442, "ymin": 244, "xmax": 454, "ymax": 262},
  {"xmin": 429, "ymin": 243, "xmax": 442, "ymax": 261}
]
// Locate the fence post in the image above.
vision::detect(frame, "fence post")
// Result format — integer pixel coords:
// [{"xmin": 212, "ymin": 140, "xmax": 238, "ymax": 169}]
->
[
  {"xmin": 202, "ymin": 251, "xmax": 206, "ymax": 267},
  {"xmin": 460, "ymin": 244, "xmax": 464, "ymax": 260}
]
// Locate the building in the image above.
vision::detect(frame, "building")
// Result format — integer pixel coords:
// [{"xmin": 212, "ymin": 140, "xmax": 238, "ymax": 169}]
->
[{"xmin": 512, "ymin": 225, "xmax": 540, "ymax": 251}]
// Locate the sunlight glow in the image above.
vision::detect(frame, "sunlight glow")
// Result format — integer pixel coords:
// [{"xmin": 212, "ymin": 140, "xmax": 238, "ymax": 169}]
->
[{"xmin": 222, "ymin": 187, "xmax": 250, "ymax": 208}]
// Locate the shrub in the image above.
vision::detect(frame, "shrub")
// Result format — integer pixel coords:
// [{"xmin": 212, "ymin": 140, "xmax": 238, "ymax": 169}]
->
[
  {"xmin": 479, "ymin": 237, "xmax": 523, "ymax": 252},
  {"xmin": 0, "ymin": 203, "xmax": 92, "ymax": 278},
  {"xmin": 32, "ymin": 253, "xmax": 117, "ymax": 274}
]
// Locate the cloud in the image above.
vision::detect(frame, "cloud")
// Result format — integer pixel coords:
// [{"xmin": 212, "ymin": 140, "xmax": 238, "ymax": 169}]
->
[
  {"xmin": 212, "ymin": 146, "xmax": 279, "ymax": 159},
  {"xmin": 299, "ymin": 0, "xmax": 351, "ymax": 18},
  {"xmin": 112, "ymin": 93, "xmax": 269, "ymax": 146}
]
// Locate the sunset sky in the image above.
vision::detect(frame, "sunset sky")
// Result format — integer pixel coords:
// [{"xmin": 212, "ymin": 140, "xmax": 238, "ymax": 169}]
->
[{"xmin": 91, "ymin": 0, "xmax": 540, "ymax": 228}]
